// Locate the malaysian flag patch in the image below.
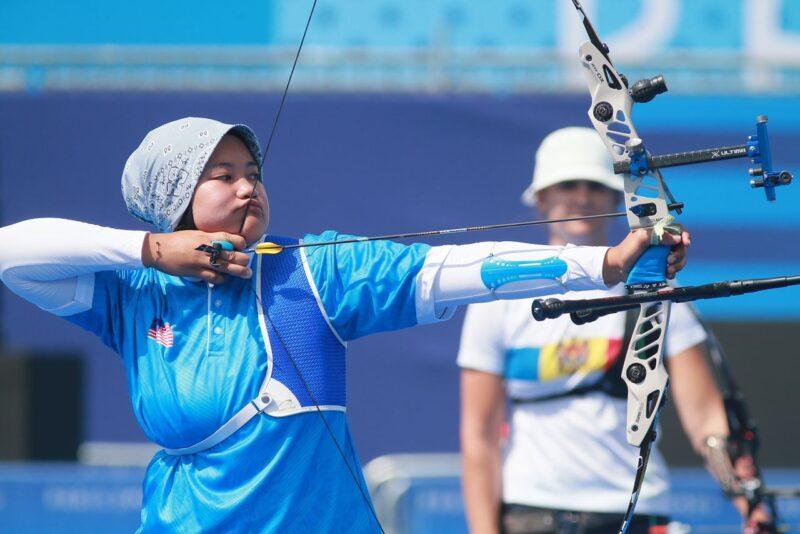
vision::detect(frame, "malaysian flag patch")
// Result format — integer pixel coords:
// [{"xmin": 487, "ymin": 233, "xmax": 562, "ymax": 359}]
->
[{"xmin": 148, "ymin": 319, "xmax": 174, "ymax": 348}]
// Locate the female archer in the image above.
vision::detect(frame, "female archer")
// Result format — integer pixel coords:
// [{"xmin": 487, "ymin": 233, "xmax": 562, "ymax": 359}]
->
[{"xmin": 0, "ymin": 117, "xmax": 689, "ymax": 532}]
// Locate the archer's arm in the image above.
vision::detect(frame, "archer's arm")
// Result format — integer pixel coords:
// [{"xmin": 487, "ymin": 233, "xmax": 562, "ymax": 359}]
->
[
  {"xmin": 0, "ymin": 218, "xmax": 145, "ymax": 315},
  {"xmin": 304, "ymin": 230, "xmax": 611, "ymax": 341},
  {"xmin": 301, "ymin": 228, "xmax": 688, "ymax": 341},
  {"xmin": 0, "ymin": 218, "xmax": 257, "ymax": 316},
  {"xmin": 458, "ymin": 302, "xmax": 508, "ymax": 534},
  {"xmin": 425, "ymin": 227, "xmax": 687, "ymax": 320},
  {"xmin": 668, "ymin": 342, "xmax": 773, "ymax": 529},
  {"xmin": 461, "ymin": 368, "xmax": 505, "ymax": 534},
  {"xmin": 668, "ymin": 344, "xmax": 728, "ymax": 452}
]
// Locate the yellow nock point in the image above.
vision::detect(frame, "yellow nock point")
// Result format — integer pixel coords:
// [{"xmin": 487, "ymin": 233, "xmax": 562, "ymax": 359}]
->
[{"xmin": 255, "ymin": 242, "xmax": 285, "ymax": 255}]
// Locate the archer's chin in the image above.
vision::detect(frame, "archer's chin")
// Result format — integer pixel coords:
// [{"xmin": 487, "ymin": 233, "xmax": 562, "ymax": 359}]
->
[{"xmin": 243, "ymin": 215, "xmax": 269, "ymax": 244}]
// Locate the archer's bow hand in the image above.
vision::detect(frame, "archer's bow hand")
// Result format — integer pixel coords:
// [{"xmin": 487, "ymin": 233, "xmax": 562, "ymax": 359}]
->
[
  {"xmin": 142, "ymin": 231, "xmax": 251, "ymax": 284},
  {"xmin": 743, "ymin": 508, "xmax": 776, "ymax": 534},
  {"xmin": 732, "ymin": 456, "xmax": 776, "ymax": 534},
  {"xmin": 603, "ymin": 227, "xmax": 691, "ymax": 286}
]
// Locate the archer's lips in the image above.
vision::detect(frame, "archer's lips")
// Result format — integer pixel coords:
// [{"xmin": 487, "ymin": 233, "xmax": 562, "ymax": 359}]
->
[{"xmin": 246, "ymin": 201, "xmax": 263, "ymax": 213}]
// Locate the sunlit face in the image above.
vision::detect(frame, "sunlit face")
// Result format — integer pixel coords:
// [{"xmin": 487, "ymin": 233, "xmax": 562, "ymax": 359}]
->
[
  {"xmin": 535, "ymin": 180, "xmax": 620, "ymax": 245},
  {"xmin": 190, "ymin": 134, "xmax": 269, "ymax": 245}
]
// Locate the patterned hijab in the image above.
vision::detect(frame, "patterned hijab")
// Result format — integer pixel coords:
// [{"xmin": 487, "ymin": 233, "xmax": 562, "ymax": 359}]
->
[{"xmin": 121, "ymin": 117, "xmax": 263, "ymax": 232}]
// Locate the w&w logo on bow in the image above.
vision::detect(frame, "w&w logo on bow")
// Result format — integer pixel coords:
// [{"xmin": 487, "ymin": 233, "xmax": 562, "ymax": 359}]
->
[{"xmin": 148, "ymin": 319, "xmax": 174, "ymax": 348}]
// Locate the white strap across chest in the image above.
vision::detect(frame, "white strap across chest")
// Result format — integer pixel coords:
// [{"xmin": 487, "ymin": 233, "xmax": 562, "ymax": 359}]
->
[{"xmin": 163, "ymin": 393, "xmax": 272, "ymax": 456}]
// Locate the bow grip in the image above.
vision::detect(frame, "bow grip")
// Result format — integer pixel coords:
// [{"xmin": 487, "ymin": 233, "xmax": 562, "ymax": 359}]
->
[{"xmin": 626, "ymin": 245, "xmax": 670, "ymax": 286}]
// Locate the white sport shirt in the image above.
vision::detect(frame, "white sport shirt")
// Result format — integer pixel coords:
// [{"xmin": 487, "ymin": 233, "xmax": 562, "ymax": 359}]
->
[{"xmin": 458, "ymin": 285, "xmax": 707, "ymax": 515}]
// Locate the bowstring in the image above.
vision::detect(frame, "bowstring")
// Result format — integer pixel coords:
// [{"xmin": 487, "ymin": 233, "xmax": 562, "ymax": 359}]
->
[
  {"xmin": 238, "ymin": 0, "xmax": 317, "ymax": 236},
  {"xmin": 250, "ymin": 275, "xmax": 384, "ymax": 532},
  {"xmin": 234, "ymin": 1, "xmax": 385, "ymax": 531}
]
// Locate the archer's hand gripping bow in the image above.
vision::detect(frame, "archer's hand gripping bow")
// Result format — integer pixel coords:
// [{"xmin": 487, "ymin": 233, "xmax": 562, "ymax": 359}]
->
[{"xmin": 530, "ymin": 3, "xmax": 795, "ymax": 532}]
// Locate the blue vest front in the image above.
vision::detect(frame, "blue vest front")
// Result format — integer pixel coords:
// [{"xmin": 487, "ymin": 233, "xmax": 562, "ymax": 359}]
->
[{"xmin": 255, "ymin": 235, "xmax": 347, "ymax": 414}]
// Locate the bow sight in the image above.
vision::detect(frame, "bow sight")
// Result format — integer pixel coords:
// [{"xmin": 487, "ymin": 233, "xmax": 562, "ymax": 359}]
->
[{"xmin": 613, "ymin": 115, "xmax": 794, "ymax": 202}]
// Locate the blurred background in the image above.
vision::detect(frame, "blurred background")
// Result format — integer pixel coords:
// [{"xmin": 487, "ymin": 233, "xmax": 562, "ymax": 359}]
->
[{"xmin": 1, "ymin": 0, "xmax": 799, "ymax": 531}]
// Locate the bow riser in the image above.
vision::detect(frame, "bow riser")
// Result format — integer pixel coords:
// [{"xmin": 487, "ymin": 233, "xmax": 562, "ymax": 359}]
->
[
  {"xmin": 575, "ymin": 15, "xmax": 676, "ymax": 531},
  {"xmin": 579, "ymin": 41, "xmax": 672, "ymax": 231},
  {"xmin": 579, "ymin": 41, "xmax": 637, "ymax": 162},
  {"xmin": 579, "ymin": 36, "xmax": 673, "ymax": 449}
]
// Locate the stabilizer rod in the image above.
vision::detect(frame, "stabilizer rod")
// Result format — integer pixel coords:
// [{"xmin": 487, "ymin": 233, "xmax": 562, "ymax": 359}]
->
[
  {"xmin": 532, "ymin": 275, "xmax": 800, "ymax": 324},
  {"xmin": 614, "ymin": 145, "xmax": 750, "ymax": 174}
]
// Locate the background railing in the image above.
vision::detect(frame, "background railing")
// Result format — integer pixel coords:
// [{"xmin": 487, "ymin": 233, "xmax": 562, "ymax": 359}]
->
[{"xmin": 2, "ymin": 46, "xmax": 800, "ymax": 94}]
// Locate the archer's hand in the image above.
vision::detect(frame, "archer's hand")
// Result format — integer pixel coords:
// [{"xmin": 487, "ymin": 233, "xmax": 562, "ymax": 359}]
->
[
  {"xmin": 732, "ymin": 456, "xmax": 776, "ymax": 534},
  {"xmin": 603, "ymin": 227, "xmax": 691, "ymax": 286},
  {"xmin": 142, "ymin": 231, "xmax": 252, "ymax": 284},
  {"xmin": 741, "ymin": 509, "xmax": 775, "ymax": 534},
  {"xmin": 739, "ymin": 498, "xmax": 775, "ymax": 534}
]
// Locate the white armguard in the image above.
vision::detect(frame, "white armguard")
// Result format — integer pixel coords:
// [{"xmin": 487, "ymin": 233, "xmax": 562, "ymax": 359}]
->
[
  {"xmin": 0, "ymin": 218, "xmax": 147, "ymax": 315},
  {"xmin": 415, "ymin": 241, "xmax": 608, "ymax": 323}
]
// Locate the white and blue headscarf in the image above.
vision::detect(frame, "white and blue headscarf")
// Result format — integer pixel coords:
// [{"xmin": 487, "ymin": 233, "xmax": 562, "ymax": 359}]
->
[{"xmin": 122, "ymin": 117, "xmax": 263, "ymax": 232}]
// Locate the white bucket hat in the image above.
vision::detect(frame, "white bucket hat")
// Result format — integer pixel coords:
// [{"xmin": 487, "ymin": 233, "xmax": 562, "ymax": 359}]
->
[{"xmin": 521, "ymin": 126, "xmax": 622, "ymax": 206}]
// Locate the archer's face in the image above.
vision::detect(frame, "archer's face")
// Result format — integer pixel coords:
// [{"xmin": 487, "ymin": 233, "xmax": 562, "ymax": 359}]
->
[
  {"xmin": 535, "ymin": 180, "xmax": 620, "ymax": 245},
  {"xmin": 191, "ymin": 134, "xmax": 269, "ymax": 245}
]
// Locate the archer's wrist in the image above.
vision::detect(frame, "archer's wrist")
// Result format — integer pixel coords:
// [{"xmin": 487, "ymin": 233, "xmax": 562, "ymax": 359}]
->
[
  {"xmin": 602, "ymin": 246, "xmax": 626, "ymax": 286},
  {"xmin": 142, "ymin": 233, "xmax": 166, "ymax": 269}
]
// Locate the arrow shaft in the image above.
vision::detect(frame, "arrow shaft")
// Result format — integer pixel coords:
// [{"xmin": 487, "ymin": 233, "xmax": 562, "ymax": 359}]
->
[{"xmin": 255, "ymin": 203, "xmax": 684, "ymax": 253}]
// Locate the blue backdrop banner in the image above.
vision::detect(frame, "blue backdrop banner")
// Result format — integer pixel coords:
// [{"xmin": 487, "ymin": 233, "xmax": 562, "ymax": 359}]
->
[{"xmin": 1, "ymin": 91, "xmax": 798, "ymax": 455}]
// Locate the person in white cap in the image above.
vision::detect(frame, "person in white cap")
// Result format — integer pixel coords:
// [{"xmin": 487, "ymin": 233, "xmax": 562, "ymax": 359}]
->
[
  {"xmin": 458, "ymin": 127, "xmax": 767, "ymax": 533},
  {"xmin": 0, "ymin": 119, "xmax": 690, "ymax": 533}
]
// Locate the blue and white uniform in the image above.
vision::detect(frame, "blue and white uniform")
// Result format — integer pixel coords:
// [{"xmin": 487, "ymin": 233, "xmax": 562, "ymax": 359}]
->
[{"xmin": 0, "ymin": 218, "xmax": 611, "ymax": 532}]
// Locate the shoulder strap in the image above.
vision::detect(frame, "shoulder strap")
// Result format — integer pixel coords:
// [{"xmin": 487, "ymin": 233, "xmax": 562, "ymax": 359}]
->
[{"xmin": 511, "ymin": 308, "xmax": 638, "ymax": 404}]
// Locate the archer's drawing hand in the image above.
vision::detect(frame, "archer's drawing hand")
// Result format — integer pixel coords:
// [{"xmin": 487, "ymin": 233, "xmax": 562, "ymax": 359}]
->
[
  {"xmin": 142, "ymin": 231, "xmax": 252, "ymax": 284},
  {"xmin": 603, "ymin": 227, "xmax": 691, "ymax": 286}
]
